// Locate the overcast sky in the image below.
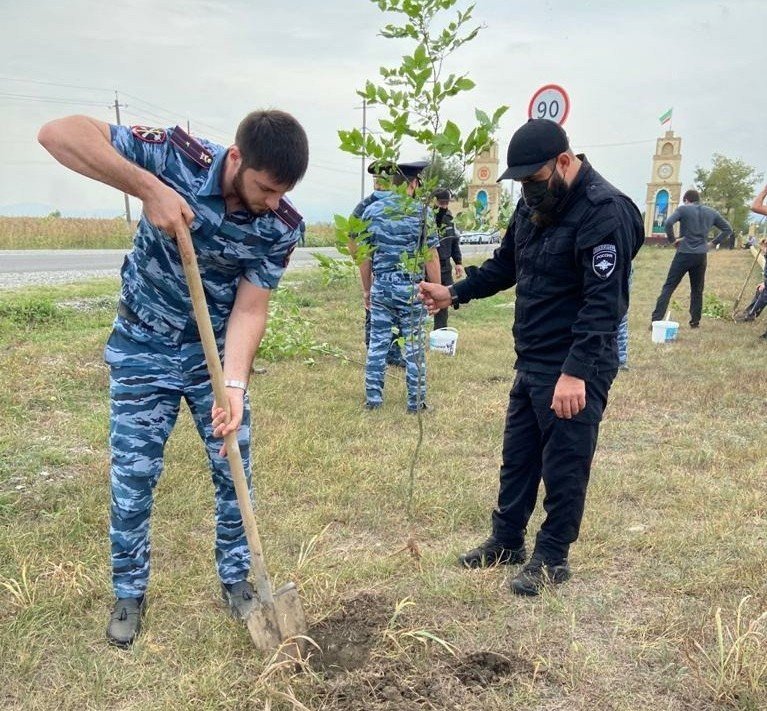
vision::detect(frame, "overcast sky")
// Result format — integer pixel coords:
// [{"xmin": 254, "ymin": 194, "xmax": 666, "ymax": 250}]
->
[{"xmin": 1, "ymin": 0, "xmax": 765, "ymax": 223}]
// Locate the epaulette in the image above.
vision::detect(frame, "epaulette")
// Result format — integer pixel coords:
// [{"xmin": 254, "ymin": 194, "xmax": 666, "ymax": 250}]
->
[
  {"xmin": 170, "ymin": 126, "xmax": 214, "ymax": 169},
  {"xmin": 272, "ymin": 197, "xmax": 302, "ymax": 230}
]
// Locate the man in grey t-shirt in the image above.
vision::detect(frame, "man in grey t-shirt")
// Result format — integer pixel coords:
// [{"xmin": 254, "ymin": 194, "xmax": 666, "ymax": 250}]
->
[{"xmin": 650, "ymin": 189, "xmax": 732, "ymax": 328}]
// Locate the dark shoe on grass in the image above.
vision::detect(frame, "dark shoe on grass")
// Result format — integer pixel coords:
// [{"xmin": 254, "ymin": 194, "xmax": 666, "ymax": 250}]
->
[
  {"xmin": 221, "ymin": 580, "xmax": 257, "ymax": 620},
  {"xmin": 106, "ymin": 596, "xmax": 146, "ymax": 648},
  {"xmin": 508, "ymin": 557, "xmax": 571, "ymax": 596},
  {"xmin": 459, "ymin": 536, "xmax": 526, "ymax": 569}
]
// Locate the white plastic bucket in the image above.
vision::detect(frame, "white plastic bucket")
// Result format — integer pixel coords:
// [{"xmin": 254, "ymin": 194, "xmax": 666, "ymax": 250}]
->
[
  {"xmin": 429, "ymin": 327, "xmax": 459, "ymax": 356},
  {"xmin": 651, "ymin": 320, "xmax": 679, "ymax": 343}
]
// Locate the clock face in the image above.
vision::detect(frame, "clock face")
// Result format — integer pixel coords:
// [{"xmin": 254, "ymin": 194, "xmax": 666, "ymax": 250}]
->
[
  {"xmin": 658, "ymin": 163, "xmax": 673, "ymax": 180},
  {"xmin": 477, "ymin": 166, "xmax": 491, "ymax": 181}
]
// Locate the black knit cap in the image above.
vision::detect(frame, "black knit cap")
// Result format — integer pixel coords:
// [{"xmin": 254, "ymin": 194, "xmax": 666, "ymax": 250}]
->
[{"xmin": 497, "ymin": 119, "xmax": 569, "ymax": 181}]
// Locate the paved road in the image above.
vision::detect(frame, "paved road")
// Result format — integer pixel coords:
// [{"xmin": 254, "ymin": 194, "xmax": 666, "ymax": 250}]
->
[{"xmin": 0, "ymin": 244, "xmax": 495, "ymax": 289}]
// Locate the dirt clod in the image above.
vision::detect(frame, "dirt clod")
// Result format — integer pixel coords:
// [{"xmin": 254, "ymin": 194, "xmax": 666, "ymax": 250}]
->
[{"xmin": 452, "ymin": 650, "xmax": 532, "ymax": 687}]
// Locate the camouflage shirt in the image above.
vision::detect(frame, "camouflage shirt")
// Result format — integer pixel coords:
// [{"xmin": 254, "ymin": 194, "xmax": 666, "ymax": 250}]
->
[
  {"xmin": 110, "ymin": 124, "xmax": 301, "ymax": 338},
  {"xmin": 361, "ymin": 190, "xmax": 438, "ymax": 275}
]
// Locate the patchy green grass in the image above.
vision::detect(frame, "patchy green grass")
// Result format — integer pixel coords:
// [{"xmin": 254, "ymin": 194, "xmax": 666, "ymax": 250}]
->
[{"xmin": 1, "ymin": 247, "xmax": 766, "ymax": 710}]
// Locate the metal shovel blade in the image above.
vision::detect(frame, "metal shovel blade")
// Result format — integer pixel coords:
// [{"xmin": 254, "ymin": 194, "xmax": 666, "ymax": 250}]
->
[{"xmin": 245, "ymin": 582, "xmax": 307, "ymax": 658}]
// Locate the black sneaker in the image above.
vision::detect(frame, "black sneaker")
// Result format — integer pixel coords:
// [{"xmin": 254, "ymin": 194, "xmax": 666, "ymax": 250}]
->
[
  {"xmin": 458, "ymin": 536, "xmax": 526, "ymax": 569},
  {"xmin": 406, "ymin": 402, "xmax": 428, "ymax": 414},
  {"xmin": 508, "ymin": 557, "xmax": 571, "ymax": 596},
  {"xmin": 364, "ymin": 402, "xmax": 382, "ymax": 411},
  {"xmin": 106, "ymin": 596, "xmax": 146, "ymax": 648},
  {"xmin": 221, "ymin": 580, "xmax": 258, "ymax": 620},
  {"xmin": 690, "ymin": 322, "xmax": 700, "ymax": 329}
]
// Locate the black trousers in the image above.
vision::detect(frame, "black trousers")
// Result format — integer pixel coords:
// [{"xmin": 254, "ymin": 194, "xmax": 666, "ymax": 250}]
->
[
  {"xmin": 433, "ymin": 269, "xmax": 453, "ymax": 330},
  {"xmin": 651, "ymin": 251, "xmax": 707, "ymax": 326},
  {"xmin": 491, "ymin": 369, "xmax": 615, "ymax": 563}
]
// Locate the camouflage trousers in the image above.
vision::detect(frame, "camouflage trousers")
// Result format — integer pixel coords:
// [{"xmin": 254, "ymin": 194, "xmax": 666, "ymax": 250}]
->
[
  {"xmin": 105, "ymin": 315, "xmax": 251, "ymax": 599},
  {"xmin": 365, "ymin": 273, "xmax": 427, "ymax": 410}
]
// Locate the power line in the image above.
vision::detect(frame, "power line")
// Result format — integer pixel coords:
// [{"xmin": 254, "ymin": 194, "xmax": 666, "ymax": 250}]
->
[
  {"xmin": 0, "ymin": 76, "xmax": 112, "ymax": 93},
  {"xmin": 0, "ymin": 91, "xmax": 109, "ymax": 107},
  {"xmin": 120, "ymin": 90, "xmax": 231, "ymax": 139}
]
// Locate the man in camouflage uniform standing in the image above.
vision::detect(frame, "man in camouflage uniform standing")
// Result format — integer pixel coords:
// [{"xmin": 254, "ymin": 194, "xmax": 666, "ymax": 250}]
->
[
  {"xmin": 354, "ymin": 161, "xmax": 440, "ymax": 412},
  {"xmin": 349, "ymin": 165, "xmax": 406, "ymax": 368},
  {"xmin": 38, "ymin": 110, "xmax": 308, "ymax": 647}
]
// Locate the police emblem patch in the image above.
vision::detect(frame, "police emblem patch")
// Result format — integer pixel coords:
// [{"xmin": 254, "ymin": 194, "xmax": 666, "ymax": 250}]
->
[
  {"xmin": 131, "ymin": 126, "xmax": 167, "ymax": 144},
  {"xmin": 592, "ymin": 243, "xmax": 616, "ymax": 279}
]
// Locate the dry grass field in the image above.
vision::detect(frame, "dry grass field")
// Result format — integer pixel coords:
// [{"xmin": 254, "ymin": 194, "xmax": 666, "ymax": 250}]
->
[{"xmin": 0, "ymin": 247, "xmax": 765, "ymax": 710}]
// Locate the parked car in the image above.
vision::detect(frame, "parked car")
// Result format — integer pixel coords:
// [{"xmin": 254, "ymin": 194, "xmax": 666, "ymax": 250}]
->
[{"xmin": 459, "ymin": 229, "xmax": 501, "ymax": 245}]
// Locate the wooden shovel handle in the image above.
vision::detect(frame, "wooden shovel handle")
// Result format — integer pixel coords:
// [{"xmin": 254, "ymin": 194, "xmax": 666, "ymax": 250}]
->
[{"xmin": 176, "ymin": 224, "xmax": 275, "ymax": 605}]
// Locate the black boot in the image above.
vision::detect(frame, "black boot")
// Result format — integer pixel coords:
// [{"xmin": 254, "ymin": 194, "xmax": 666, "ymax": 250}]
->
[
  {"xmin": 458, "ymin": 536, "xmax": 526, "ymax": 569},
  {"xmin": 508, "ymin": 556, "xmax": 571, "ymax": 596},
  {"xmin": 221, "ymin": 580, "xmax": 258, "ymax": 620},
  {"xmin": 106, "ymin": 596, "xmax": 146, "ymax": 648}
]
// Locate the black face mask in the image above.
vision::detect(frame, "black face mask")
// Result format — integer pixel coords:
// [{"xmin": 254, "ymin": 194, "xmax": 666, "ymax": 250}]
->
[{"xmin": 522, "ymin": 164, "xmax": 568, "ymax": 214}]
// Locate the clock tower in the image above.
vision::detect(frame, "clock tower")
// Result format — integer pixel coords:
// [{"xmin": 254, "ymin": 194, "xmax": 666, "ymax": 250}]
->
[
  {"xmin": 645, "ymin": 130, "xmax": 682, "ymax": 241},
  {"xmin": 467, "ymin": 142, "xmax": 501, "ymax": 223}
]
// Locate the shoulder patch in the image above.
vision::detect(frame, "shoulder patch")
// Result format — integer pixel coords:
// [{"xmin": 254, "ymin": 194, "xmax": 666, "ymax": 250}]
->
[
  {"xmin": 272, "ymin": 197, "xmax": 303, "ymax": 230},
  {"xmin": 592, "ymin": 243, "xmax": 617, "ymax": 279},
  {"xmin": 131, "ymin": 126, "xmax": 167, "ymax": 144},
  {"xmin": 169, "ymin": 126, "xmax": 213, "ymax": 168}
]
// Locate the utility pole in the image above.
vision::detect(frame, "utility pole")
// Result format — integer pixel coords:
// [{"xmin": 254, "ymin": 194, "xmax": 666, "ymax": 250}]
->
[
  {"xmin": 113, "ymin": 91, "xmax": 132, "ymax": 224},
  {"xmin": 361, "ymin": 98, "xmax": 367, "ymax": 200},
  {"xmin": 187, "ymin": 119, "xmax": 191, "ymax": 134}
]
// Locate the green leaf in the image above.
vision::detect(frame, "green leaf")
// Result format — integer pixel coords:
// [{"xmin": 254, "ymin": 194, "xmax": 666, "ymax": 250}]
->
[
  {"xmin": 443, "ymin": 120, "xmax": 460, "ymax": 143},
  {"xmin": 474, "ymin": 108, "xmax": 490, "ymax": 125},
  {"xmin": 492, "ymin": 105, "xmax": 509, "ymax": 124}
]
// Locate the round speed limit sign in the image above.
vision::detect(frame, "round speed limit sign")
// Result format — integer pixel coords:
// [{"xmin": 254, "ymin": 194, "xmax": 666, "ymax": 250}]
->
[{"xmin": 528, "ymin": 84, "xmax": 570, "ymax": 125}]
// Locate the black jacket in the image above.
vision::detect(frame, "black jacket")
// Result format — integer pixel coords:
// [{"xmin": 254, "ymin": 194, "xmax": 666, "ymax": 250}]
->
[
  {"xmin": 436, "ymin": 208, "xmax": 462, "ymax": 273},
  {"xmin": 453, "ymin": 157, "xmax": 644, "ymax": 381}
]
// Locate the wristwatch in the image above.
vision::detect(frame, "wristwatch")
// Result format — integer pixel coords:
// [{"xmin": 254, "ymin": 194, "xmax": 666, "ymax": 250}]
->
[
  {"xmin": 447, "ymin": 284, "xmax": 460, "ymax": 309},
  {"xmin": 224, "ymin": 379, "xmax": 248, "ymax": 391}
]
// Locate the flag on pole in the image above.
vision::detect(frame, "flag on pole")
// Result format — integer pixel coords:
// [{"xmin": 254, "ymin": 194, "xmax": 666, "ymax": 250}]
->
[{"xmin": 659, "ymin": 108, "xmax": 673, "ymax": 126}]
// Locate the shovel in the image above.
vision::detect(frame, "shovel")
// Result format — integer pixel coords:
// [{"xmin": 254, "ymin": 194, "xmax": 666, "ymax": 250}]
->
[{"xmin": 176, "ymin": 223, "xmax": 307, "ymax": 657}]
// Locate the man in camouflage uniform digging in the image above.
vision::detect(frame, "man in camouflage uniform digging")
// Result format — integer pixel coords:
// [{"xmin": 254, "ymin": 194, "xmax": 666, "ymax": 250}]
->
[{"xmin": 38, "ymin": 110, "xmax": 308, "ymax": 647}]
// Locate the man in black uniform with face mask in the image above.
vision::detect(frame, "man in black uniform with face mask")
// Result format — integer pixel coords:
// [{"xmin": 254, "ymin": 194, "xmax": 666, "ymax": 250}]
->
[
  {"xmin": 419, "ymin": 119, "xmax": 644, "ymax": 596},
  {"xmin": 433, "ymin": 188, "xmax": 464, "ymax": 330}
]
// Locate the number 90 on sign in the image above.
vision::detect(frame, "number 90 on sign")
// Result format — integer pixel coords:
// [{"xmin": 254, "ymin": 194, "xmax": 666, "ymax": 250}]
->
[{"xmin": 527, "ymin": 84, "xmax": 570, "ymax": 125}]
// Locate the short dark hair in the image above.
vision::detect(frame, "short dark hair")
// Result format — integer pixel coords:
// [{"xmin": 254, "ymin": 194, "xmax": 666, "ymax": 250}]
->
[
  {"xmin": 235, "ymin": 110, "xmax": 308, "ymax": 187},
  {"xmin": 683, "ymin": 189, "xmax": 700, "ymax": 203}
]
